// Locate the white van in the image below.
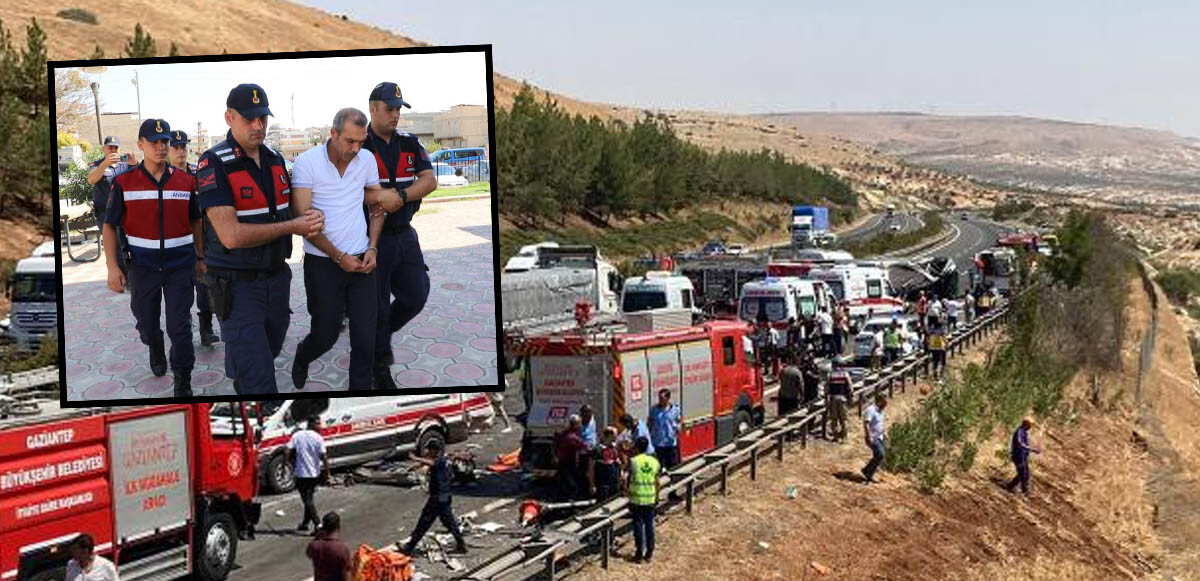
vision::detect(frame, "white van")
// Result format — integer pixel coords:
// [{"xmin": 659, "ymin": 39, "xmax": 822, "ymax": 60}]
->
[
  {"xmin": 214, "ymin": 394, "xmax": 494, "ymax": 493},
  {"xmin": 621, "ymin": 271, "xmax": 702, "ymax": 319},
  {"xmin": 738, "ymin": 276, "xmax": 833, "ymax": 325}
]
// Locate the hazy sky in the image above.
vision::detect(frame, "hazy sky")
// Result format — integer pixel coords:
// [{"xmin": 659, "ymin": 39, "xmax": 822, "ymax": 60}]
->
[
  {"xmin": 295, "ymin": 0, "xmax": 1199, "ymax": 138},
  {"xmin": 68, "ymin": 51, "xmax": 487, "ymax": 137}
]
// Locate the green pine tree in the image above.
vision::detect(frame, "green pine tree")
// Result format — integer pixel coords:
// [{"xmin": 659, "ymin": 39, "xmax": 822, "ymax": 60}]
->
[
  {"xmin": 124, "ymin": 23, "xmax": 157, "ymax": 58},
  {"xmin": 168, "ymin": 41, "xmax": 180, "ymax": 57},
  {"xmin": 89, "ymin": 43, "xmax": 104, "ymax": 59}
]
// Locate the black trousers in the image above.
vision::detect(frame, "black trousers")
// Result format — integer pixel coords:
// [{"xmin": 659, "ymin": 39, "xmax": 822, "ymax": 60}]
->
[
  {"xmin": 295, "ymin": 254, "xmax": 378, "ymax": 388},
  {"xmin": 1007, "ymin": 459, "xmax": 1031, "ymax": 494},
  {"xmin": 407, "ymin": 497, "xmax": 464, "ymax": 549},
  {"xmin": 375, "ymin": 227, "xmax": 430, "ymax": 363},
  {"xmin": 295, "ymin": 477, "xmax": 320, "ymax": 529},
  {"xmin": 126, "ymin": 264, "xmax": 194, "ymax": 372}
]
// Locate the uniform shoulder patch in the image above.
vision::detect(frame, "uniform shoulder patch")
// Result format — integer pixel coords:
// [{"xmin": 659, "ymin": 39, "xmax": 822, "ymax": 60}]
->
[
  {"xmin": 196, "ymin": 166, "xmax": 217, "ymax": 193},
  {"xmin": 197, "ymin": 157, "xmax": 210, "ymax": 170}
]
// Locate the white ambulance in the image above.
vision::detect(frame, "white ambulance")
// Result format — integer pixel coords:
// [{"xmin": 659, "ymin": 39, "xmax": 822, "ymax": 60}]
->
[
  {"xmin": 805, "ymin": 263, "xmax": 904, "ymax": 326},
  {"xmin": 738, "ymin": 276, "xmax": 833, "ymax": 326},
  {"xmin": 215, "ymin": 394, "xmax": 495, "ymax": 493}
]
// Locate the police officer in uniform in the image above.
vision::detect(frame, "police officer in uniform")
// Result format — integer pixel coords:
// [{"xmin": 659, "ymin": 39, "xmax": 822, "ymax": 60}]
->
[
  {"xmin": 362, "ymin": 82, "xmax": 437, "ymax": 389},
  {"xmin": 195, "ymin": 84, "xmax": 325, "ymax": 395},
  {"xmin": 103, "ymin": 119, "xmax": 201, "ymax": 397},
  {"xmin": 169, "ymin": 130, "xmax": 220, "ymax": 348},
  {"xmin": 88, "ymin": 136, "xmax": 134, "ymax": 274}
]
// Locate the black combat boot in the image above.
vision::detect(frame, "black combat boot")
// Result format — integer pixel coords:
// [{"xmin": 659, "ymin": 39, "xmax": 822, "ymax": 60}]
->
[
  {"xmin": 149, "ymin": 340, "xmax": 168, "ymax": 377},
  {"xmin": 173, "ymin": 369, "xmax": 193, "ymax": 397},
  {"xmin": 198, "ymin": 311, "xmax": 219, "ymax": 346}
]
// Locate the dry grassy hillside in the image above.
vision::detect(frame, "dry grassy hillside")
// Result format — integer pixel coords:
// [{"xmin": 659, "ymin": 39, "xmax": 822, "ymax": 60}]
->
[
  {"xmin": 7, "ymin": 0, "xmax": 619, "ymax": 118},
  {"xmin": 6, "ymin": 0, "xmax": 1020, "ymax": 215}
]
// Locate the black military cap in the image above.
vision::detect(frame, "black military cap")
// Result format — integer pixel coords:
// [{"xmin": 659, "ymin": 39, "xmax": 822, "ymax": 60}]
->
[
  {"xmin": 102, "ymin": 135, "xmax": 120, "ymax": 147},
  {"xmin": 138, "ymin": 118, "xmax": 172, "ymax": 142},
  {"xmin": 368, "ymin": 82, "xmax": 411, "ymax": 109},
  {"xmin": 169, "ymin": 129, "xmax": 189, "ymax": 146},
  {"xmin": 226, "ymin": 83, "xmax": 273, "ymax": 118}
]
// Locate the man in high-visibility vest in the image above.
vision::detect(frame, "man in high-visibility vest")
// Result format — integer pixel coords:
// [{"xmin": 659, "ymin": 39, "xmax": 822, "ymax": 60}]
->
[
  {"xmin": 627, "ymin": 436, "xmax": 661, "ymax": 564},
  {"xmin": 883, "ymin": 320, "xmax": 903, "ymax": 365}
]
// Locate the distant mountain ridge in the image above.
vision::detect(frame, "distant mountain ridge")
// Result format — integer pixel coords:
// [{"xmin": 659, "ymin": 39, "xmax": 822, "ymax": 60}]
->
[{"xmin": 756, "ymin": 112, "xmax": 1200, "ymax": 210}]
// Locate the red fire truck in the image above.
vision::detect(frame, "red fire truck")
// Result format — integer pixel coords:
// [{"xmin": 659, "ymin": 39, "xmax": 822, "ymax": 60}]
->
[
  {"xmin": 0, "ymin": 403, "xmax": 259, "ymax": 581},
  {"xmin": 517, "ymin": 320, "xmax": 765, "ymax": 470}
]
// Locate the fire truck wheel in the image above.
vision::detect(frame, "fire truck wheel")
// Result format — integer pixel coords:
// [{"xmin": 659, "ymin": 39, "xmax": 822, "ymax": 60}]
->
[
  {"xmin": 734, "ymin": 410, "xmax": 753, "ymax": 436},
  {"xmin": 195, "ymin": 512, "xmax": 237, "ymax": 581},
  {"xmin": 416, "ymin": 426, "xmax": 446, "ymax": 457},
  {"xmin": 266, "ymin": 452, "xmax": 296, "ymax": 493}
]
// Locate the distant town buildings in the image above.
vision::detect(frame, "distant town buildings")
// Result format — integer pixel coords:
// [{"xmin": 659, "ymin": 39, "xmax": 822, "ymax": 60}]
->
[
  {"xmin": 57, "ymin": 145, "xmax": 85, "ymax": 174},
  {"xmin": 434, "ymin": 105, "xmax": 488, "ymax": 149}
]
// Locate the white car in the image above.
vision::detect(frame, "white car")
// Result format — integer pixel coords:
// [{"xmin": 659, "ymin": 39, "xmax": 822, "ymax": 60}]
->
[
  {"xmin": 433, "ymin": 162, "xmax": 469, "ymax": 187},
  {"xmin": 888, "ymin": 222, "xmax": 902, "ymax": 232},
  {"xmin": 726, "ymin": 243, "xmax": 748, "ymax": 256},
  {"xmin": 854, "ymin": 314, "xmax": 922, "ymax": 363}
]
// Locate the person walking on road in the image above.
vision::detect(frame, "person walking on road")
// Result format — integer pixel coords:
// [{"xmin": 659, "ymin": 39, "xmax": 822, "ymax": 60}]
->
[
  {"xmin": 1006, "ymin": 417, "xmax": 1041, "ymax": 495},
  {"xmin": 306, "ymin": 512, "xmax": 352, "ymax": 581},
  {"xmin": 964, "ymin": 291, "xmax": 976, "ymax": 323},
  {"xmin": 288, "ymin": 415, "xmax": 329, "ymax": 534},
  {"xmin": 648, "ymin": 389, "xmax": 682, "ymax": 469},
  {"xmin": 66, "ymin": 534, "xmax": 119, "ymax": 581},
  {"xmin": 401, "ymin": 439, "xmax": 468, "ymax": 556},
  {"xmin": 627, "ymin": 436, "xmax": 661, "ymax": 564},
  {"xmin": 860, "ymin": 395, "xmax": 888, "ymax": 483}
]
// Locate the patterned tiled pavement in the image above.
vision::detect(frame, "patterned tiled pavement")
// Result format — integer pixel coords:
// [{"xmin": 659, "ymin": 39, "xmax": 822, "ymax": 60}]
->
[{"xmin": 62, "ymin": 198, "xmax": 498, "ymax": 400}]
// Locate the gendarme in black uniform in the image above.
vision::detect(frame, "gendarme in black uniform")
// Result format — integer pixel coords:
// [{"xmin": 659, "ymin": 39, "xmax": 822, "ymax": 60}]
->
[
  {"xmin": 362, "ymin": 82, "xmax": 434, "ymax": 388},
  {"xmin": 104, "ymin": 119, "xmax": 201, "ymax": 396},
  {"xmin": 195, "ymin": 84, "xmax": 294, "ymax": 395}
]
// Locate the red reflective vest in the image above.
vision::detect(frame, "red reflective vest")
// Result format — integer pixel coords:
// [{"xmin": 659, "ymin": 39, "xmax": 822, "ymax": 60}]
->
[{"xmin": 114, "ymin": 164, "xmax": 196, "ymax": 271}]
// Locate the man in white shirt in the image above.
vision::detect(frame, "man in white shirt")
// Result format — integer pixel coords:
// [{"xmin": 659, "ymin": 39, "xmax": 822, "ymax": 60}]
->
[
  {"xmin": 288, "ymin": 414, "xmax": 330, "ymax": 534},
  {"xmin": 289, "ymin": 108, "xmax": 386, "ymax": 390},
  {"xmin": 861, "ymin": 395, "xmax": 888, "ymax": 483},
  {"xmin": 66, "ymin": 534, "xmax": 119, "ymax": 581},
  {"xmin": 817, "ymin": 309, "xmax": 835, "ymax": 357}
]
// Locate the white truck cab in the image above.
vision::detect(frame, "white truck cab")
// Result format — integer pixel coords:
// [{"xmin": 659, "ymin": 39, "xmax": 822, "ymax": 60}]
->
[
  {"xmin": 8, "ymin": 256, "xmax": 58, "ymax": 350},
  {"xmin": 621, "ymin": 271, "xmax": 701, "ymax": 318},
  {"xmin": 504, "ymin": 241, "xmax": 560, "ymax": 273}
]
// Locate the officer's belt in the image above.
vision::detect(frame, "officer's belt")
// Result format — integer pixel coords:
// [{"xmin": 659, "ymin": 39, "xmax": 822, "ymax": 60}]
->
[{"xmin": 207, "ymin": 266, "xmax": 287, "ymax": 282}]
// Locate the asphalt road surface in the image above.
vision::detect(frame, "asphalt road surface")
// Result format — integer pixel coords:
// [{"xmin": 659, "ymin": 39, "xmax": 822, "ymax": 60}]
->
[
  {"xmin": 906, "ymin": 214, "xmax": 1010, "ymax": 290},
  {"xmin": 229, "ymin": 384, "xmax": 529, "ymax": 581}
]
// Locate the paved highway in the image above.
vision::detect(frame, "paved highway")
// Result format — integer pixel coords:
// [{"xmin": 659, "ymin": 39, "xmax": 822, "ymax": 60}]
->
[{"xmin": 234, "ymin": 213, "xmax": 1011, "ymax": 581}]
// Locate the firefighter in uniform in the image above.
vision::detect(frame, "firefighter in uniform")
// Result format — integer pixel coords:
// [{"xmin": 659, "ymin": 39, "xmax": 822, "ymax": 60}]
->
[
  {"xmin": 102, "ymin": 119, "xmax": 201, "ymax": 397},
  {"xmin": 362, "ymin": 82, "xmax": 437, "ymax": 389},
  {"xmin": 169, "ymin": 129, "xmax": 220, "ymax": 348},
  {"xmin": 195, "ymin": 84, "xmax": 325, "ymax": 395}
]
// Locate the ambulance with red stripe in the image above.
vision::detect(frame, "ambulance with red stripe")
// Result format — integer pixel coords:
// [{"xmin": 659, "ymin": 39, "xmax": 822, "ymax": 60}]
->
[
  {"xmin": 516, "ymin": 321, "xmax": 764, "ymax": 472},
  {"xmin": 0, "ymin": 403, "xmax": 259, "ymax": 581},
  {"xmin": 229, "ymin": 394, "xmax": 494, "ymax": 493},
  {"xmin": 805, "ymin": 263, "xmax": 904, "ymax": 326}
]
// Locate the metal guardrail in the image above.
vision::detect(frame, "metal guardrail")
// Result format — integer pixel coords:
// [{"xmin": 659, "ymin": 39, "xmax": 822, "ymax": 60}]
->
[
  {"xmin": 460, "ymin": 305, "xmax": 1014, "ymax": 580},
  {"xmin": 0, "ymin": 366, "xmax": 60, "ymax": 396}
]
